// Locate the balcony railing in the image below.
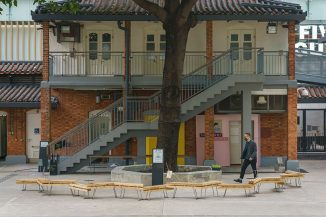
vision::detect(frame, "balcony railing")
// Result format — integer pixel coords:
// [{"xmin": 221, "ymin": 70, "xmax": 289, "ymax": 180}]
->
[{"xmin": 49, "ymin": 49, "xmax": 288, "ymax": 77}]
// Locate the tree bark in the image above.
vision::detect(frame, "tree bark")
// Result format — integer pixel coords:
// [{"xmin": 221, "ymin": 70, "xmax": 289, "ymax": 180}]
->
[{"xmin": 157, "ymin": 17, "xmax": 193, "ymax": 172}]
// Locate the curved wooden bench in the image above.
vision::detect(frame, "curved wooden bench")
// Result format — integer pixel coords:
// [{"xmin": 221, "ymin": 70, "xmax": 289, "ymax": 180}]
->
[
  {"xmin": 218, "ymin": 183, "xmax": 255, "ymax": 197},
  {"xmin": 248, "ymin": 177, "xmax": 285, "ymax": 193},
  {"xmin": 142, "ymin": 185, "xmax": 174, "ymax": 200},
  {"xmin": 280, "ymin": 172, "xmax": 304, "ymax": 187},
  {"xmin": 166, "ymin": 181, "xmax": 222, "ymax": 199},
  {"xmin": 87, "ymin": 182, "xmax": 117, "ymax": 198},
  {"xmin": 37, "ymin": 179, "xmax": 77, "ymax": 194},
  {"xmin": 114, "ymin": 182, "xmax": 144, "ymax": 200},
  {"xmin": 16, "ymin": 179, "xmax": 39, "ymax": 191},
  {"xmin": 69, "ymin": 183, "xmax": 95, "ymax": 198}
]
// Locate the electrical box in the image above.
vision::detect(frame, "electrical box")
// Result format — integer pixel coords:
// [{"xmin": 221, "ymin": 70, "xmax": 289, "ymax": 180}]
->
[{"xmin": 57, "ymin": 23, "xmax": 80, "ymax": 43}]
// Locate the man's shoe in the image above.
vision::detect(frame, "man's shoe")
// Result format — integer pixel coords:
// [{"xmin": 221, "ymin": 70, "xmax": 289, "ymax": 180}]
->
[
  {"xmin": 234, "ymin": 178, "xmax": 242, "ymax": 183},
  {"xmin": 253, "ymin": 170, "xmax": 258, "ymax": 179}
]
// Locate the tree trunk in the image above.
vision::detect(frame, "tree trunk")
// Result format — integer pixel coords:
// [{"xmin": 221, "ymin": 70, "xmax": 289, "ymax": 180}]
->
[{"xmin": 157, "ymin": 20, "xmax": 191, "ymax": 172}]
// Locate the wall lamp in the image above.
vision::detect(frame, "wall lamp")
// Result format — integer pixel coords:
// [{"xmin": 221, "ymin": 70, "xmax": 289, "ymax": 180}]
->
[{"xmin": 297, "ymin": 87, "xmax": 309, "ymax": 97}]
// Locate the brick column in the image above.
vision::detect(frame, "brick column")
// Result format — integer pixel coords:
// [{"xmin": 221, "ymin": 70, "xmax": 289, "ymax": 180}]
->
[
  {"xmin": 287, "ymin": 20, "xmax": 297, "ymax": 160},
  {"xmin": 204, "ymin": 21, "xmax": 214, "ymax": 161},
  {"xmin": 41, "ymin": 21, "xmax": 51, "ymax": 141}
]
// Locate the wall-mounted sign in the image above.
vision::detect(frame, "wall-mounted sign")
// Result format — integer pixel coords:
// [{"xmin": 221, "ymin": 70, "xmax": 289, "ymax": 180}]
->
[
  {"xmin": 199, "ymin": 133, "xmax": 223, "ymax": 137},
  {"xmin": 296, "ymin": 25, "xmax": 326, "ymax": 52},
  {"xmin": 40, "ymin": 141, "xmax": 49, "ymax": 148},
  {"xmin": 152, "ymin": 149, "xmax": 163, "ymax": 164}
]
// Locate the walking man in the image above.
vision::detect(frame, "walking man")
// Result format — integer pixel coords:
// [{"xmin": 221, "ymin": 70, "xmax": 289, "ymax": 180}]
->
[{"xmin": 234, "ymin": 133, "xmax": 258, "ymax": 183}]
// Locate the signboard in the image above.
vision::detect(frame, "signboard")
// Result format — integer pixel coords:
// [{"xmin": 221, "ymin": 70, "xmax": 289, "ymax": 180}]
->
[
  {"xmin": 296, "ymin": 24, "xmax": 326, "ymax": 52},
  {"xmin": 40, "ymin": 141, "xmax": 48, "ymax": 147},
  {"xmin": 152, "ymin": 149, "xmax": 163, "ymax": 164}
]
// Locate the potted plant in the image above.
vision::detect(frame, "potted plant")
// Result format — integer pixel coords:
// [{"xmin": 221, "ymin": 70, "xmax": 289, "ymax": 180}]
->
[{"xmin": 211, "ymin": 164, "xmax": 221, "ymax": 171}]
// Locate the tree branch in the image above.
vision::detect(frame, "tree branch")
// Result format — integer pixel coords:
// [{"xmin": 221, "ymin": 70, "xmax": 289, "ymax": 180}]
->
[
  {"xmin": 176, "ymin": 0, "xmax": 197, "ymax": 26},
  {"xmin": 132, "ymin": 0, "xmax": 167, "ymax": 23}
]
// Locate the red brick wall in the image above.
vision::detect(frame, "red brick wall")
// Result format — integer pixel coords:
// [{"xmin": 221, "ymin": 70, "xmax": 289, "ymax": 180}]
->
[
  {"xmin": 41, "ymin": 21, "xmax": 51, "ymax": 141},
  {"xmin": 6, "ymin": 109, "xmax": 27, "ymax": 155},
  {"xmin": 288, "ymin": 21, "xmax": 296, "ymax": 80},
  {"xmin": 260, "ymin": 113, "xmax": 288, "ymax": 156},
  {"xmin": 287, "ymin": 88, "xmax": 297, "ymax": 160},
  {"xmin": 51, "ymin": 89, "xmax": 113, "ymax": 139},
  {"xmin": 185, "ymin": 117, "xmax": 196, "ymax": 156}
]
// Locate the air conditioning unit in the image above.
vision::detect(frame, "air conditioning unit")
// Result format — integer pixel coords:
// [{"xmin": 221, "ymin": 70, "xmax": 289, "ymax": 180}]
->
[
  {"xmin": 57, "ymin": 22, "xmax": 80, "ymax": 43},
  {"xmin": 101, "ymin": 94, "xmax": 111, "ymax": 100}
]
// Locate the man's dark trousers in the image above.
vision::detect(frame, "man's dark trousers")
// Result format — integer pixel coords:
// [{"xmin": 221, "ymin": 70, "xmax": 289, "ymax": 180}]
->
[{"xmin": 240, "ymin": 158, "xmax": 257, "ymax": 179}]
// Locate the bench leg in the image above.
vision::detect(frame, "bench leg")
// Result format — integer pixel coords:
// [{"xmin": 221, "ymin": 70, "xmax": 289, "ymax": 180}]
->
[
  {"xmin": 92, "ymin": 189, "xmax": 96, "ymax": 199},
  {"xmin": 173, "ymin": 188, "xmax": 177, "ymax": 198},
  {"xmin": 193, "ymin": 188, "xmax": 198, "ymax": 199},
  {"xmin": 244, "ymin": 189, "xmax": 247, "ymax": 197},
  {"xmin": 223, "ymin": 189, "xmax": 227, "ymax": 197},
  {"xmin": 70, "ymin": 188, "xmax": 75, "ymax": 197},
  {"xmin": 163, "ymin": 190, "xmax": 168, "ymax": 198},
  {"xmin": 113, "ymin": 187, "xmax": 117, "ymax": 198},
  {"xmin": 215, "ymin": 187, "xmax": 219, "ymax": 197}
]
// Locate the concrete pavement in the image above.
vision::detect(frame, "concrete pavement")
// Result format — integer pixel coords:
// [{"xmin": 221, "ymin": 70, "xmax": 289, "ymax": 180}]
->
[{"xmin": 0, "ymin": 160, "xmax": 325, "ymax": 217}]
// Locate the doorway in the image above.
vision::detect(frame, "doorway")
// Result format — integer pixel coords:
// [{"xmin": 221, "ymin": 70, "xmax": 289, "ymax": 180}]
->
[
  {"xmin": 86, "ymin": 31, "xmax": 113, "ymax": 75},
  {"xmin": 144, "ymin": 31, "xmax": 166, "ymax": 75},
  {"xmin": 0, "ymin": 112, "xmax": 7, "ymax": 159},
  {"xmin": 89, "ymin": 110, "xmax": 112, "ymax": 143},
  {"xmin": 26, "ymin": 109, "xmax": 41, "ymax": 162},
  {"xmin": 228, "ymin": 30, "xmax": 256, "ymax": 74},
  {"xmin": 229, "ymin": 121, "xmax": 242, "ymax": 164}
]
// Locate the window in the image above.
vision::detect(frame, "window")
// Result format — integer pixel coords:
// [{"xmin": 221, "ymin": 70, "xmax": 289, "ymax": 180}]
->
[
  {"xmin": 102, "ymin": 33, "xmax": 111, "ymax": 60},
  {"xmin": 89, "ymin": 33, "xmax": 98, "ymax": 60}
]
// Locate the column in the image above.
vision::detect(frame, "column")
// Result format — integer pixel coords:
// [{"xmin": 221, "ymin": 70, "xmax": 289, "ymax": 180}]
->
[
  {"xmin": 204, "ymin": 21, "xmax": 214, "ymax": 161},
  {"xmin": 242, "ymin": 89, "xmax": 252, "ymax": 139}
]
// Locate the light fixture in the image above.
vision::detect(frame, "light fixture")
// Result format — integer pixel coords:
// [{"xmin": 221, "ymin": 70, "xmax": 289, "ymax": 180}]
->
[
  {"xmin": 297, "ymin": 87, "xmax": 309, "ymax": 97},
  {"xmin": 266, "ymin": 23, "xmax": 277, "ymax": 34},
  {"xmin": 117, "ymin": 106, "xmax": 124, "ymax": 112},
  {"xmin": 96, "ymin": 95, "xmax": 101, "ymax": 104},
  {"xmin": 257, "ymin": 96, "xmax": 267, "ymax": 104}
]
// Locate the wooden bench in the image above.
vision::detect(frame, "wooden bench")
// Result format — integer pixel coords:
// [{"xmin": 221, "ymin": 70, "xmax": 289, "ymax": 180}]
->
[
  {"xmin": 142, "ymin": 185, "xmax": 174, "ymax": 200},
  {"xmin": 87, "ymin": 182, "xmax": 117, "ymax": 198},
  {"xmin": 114, "ymin": 182, "xmax": 144, "ymax": 200},
  {"xmin": 248, "ymin": 177, "xmax": 285, "ymax": 193},
  {"xmin": 280, "ymin": 171, "xmax": 304, "ymax": 187},
  {"xmin": 69, "ymin": 183, "xmax": 95, "ymax": 199},
  {"xmin": 166, "ymin": 181, "xmax": 222, "ymax": 199},
  {"xmin": 37, "ymin": 179, "xmax": 77, "ymax": 194},
  {"xmin": 16, "ymin": 179, "xmax": 39, "ymax": 191},
  {"xmin": 218, "ymin": 183, "xmax": 255, "ymax": 197}
]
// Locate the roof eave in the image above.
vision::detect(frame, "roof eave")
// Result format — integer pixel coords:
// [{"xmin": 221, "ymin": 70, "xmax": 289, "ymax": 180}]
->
[{"xmin": 31, "ymin": 12, "xmax": 307, "ymax": 23}]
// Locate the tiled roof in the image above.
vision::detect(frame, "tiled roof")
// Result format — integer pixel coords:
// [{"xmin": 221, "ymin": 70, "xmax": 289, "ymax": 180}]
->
[
  {"xmin": 0, "ymin": 85, "xmax": 40, "ymax": 103},
  {"xmin": 0, "ymin": 61, "xmax": 42, "ymax": 75},
  {"xmin": 33, "ymin": 0, "xmax": 305, "ymax": 21},
  {"xmin": 298, "ymin": 85, "xmax": 326, "ymax": 99}
]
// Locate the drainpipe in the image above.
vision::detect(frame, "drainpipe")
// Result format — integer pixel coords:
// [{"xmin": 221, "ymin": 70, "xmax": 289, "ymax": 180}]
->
[
  {"xmin": 117, "ymin": 21, "xmax": 130, "ymax": 122},
  {"xmin": 118, "ymin": 21, "xmax": 131, "ymax": 163}
]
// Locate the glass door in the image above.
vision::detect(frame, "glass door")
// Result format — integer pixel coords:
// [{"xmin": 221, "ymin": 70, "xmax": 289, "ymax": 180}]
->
[
  {"xmin": 87, "ymin": 31, "xmax": 112, "ymax": 75},
  {"xmin": 229, "ymin": 30, "xmax": 256, "ymax": 74}
]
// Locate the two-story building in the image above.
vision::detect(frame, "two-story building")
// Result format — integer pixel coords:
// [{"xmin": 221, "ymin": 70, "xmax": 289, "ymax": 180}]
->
[
  {"xmin": 30, "ymin": 0, "xmax": 306, "ymax": 173},
  {"xmin": 0, "ymin": 0, "xmax": 45, "ymax": 163}
]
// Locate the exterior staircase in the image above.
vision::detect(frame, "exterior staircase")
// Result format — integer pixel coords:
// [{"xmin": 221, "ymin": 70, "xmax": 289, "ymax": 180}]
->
[{"xmin": 49, "ymin": 49, "xmax": 265, "ymax": 173}]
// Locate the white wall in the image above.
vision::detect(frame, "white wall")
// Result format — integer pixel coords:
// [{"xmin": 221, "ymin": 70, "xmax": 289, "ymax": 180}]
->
[
  {"xmin": 213, "ymin": 21, "xmax": 288, "ymax": 51},
  {"xmin": 0, "ymin": 21, "xmax": 42, "ymax": 61}
]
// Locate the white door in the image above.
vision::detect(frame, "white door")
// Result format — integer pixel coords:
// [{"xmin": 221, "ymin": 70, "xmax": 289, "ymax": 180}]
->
[
  {"xmin": 89, "ymin": 110, "xmax": 112, "ymax": 143},
  {"xmin": 26, "ymin": 109, "xmax": 41, "ymax": 162},
  {"xmin": 229, "ymin": 121, "xmax": 242, "ymax": 164},
  {"xmin": 87, "ymin": 31, "xmax": 113, "ymax": 75},
  {"xmin": 144, "ymin": 32, "xmax": 166, "ymax": 75},
  {"xmin": 229, "ymin": 30, "xmax": 256, "ymax": 74}
]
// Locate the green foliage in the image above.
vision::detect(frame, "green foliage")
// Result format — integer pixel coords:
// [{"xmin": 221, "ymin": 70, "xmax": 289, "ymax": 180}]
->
[
  {"xmin": 0, "ymin": 0, "xmax": 80, "ymax": 14},
  {"xmin": 211, "ymin": 164, "xmax": 221, "ymax": 169}
]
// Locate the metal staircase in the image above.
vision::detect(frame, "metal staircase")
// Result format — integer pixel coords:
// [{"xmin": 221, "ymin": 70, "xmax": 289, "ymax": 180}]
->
[{"xmin": 49, "ymin": 49, "xmax": 266, "ymax": 173}]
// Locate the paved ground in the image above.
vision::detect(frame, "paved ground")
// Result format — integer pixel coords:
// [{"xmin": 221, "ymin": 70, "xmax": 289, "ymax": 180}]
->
[{"xmin": 0, "ymin": 160, "xmax": 325, "ymax": 217}]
